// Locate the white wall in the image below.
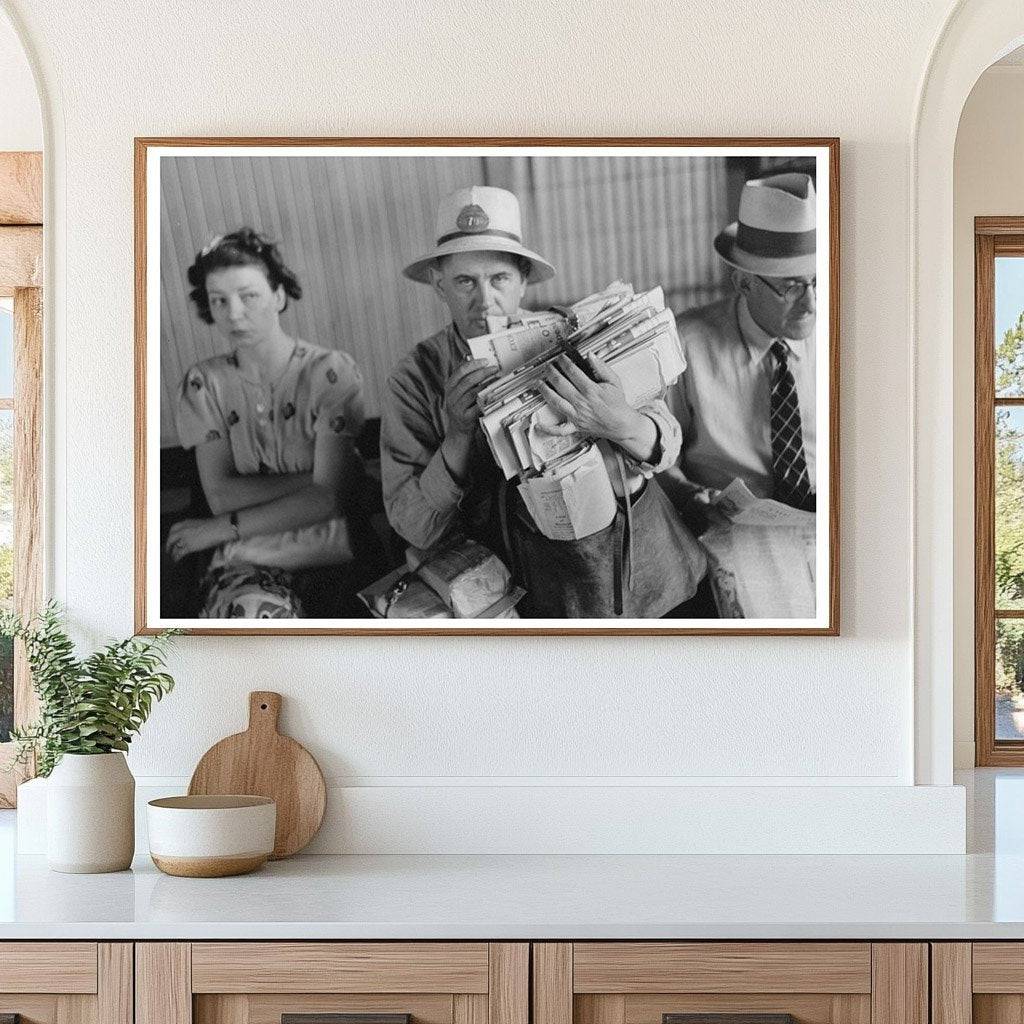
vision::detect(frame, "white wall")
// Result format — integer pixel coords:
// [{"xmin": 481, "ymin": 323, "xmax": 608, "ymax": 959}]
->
[
  {"xmin": 0, "ymin": 8, "xmax": 39, "ymax": 151},
  {"xmin": 953, "ymin": 64, "xmax": 1024, "ymax": 768},
  {"xmin": 0, "ymin": 0, "xmax": 973, "ymax": 851}
]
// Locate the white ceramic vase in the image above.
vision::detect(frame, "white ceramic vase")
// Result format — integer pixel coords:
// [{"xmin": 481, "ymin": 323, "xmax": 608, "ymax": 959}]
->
[{"xmin": 46, "ymin": 752, "xmax": 135, "ymax": 873}]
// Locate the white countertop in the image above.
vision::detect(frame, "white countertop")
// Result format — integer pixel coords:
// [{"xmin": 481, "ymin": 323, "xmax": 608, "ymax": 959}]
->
[
  {"xmin": 0, "ymin": 769, "xmax": 1021, "ymax": 941},
  {"xmin": 0, "ymin": 848, "xmax": 1021, "ymax": 940}
]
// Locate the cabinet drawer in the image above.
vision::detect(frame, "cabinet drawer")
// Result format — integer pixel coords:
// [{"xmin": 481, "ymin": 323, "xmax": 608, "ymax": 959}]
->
[
  {"xmin": 0, "ymin": 942, "xmax": 98, "ymax": 993},
  {"xmin": 973, "ymin": 943, "xmax": 1024, "ymax": 992},
  {"xmin": 195, "ymin": 993, "xmax": 465, "ymax": 1024},
  {"xmin": 534, "ymin": 944, "xmax": 925, "ymax": 1024},
  {"xmin": 0, "ymin": 942, "xmax": 130, "ymax": 1024},
  {"xmin": 191, "ymin": 943, "xmax": 490, "ymax": 993},
  {"xmin": 572, "ymin": 943, "xmax": 872, "ymax": 994},
  {"xmin": 139, "ymin": 942, "xmax": 528, "ymax": 1024}
]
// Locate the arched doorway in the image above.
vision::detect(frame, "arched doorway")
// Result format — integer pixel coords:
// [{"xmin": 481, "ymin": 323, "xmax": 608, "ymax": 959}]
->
[
  {"xmin": 914, "ymin": 0, "xmax": 1024, "ymax": 785},
  {"xmin": 0, "ymin": 3, "xmax": 43, "ymax": 807}
]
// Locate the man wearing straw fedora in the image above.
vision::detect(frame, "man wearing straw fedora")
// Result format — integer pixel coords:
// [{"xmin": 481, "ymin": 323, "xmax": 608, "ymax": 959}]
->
[
  {"xmin": 660, "ymin": 172, "xmax": 819, "ymax": 535},
  {"xmin": 381, "ymin": 185, "xmax": 702, "ymax": 616}
]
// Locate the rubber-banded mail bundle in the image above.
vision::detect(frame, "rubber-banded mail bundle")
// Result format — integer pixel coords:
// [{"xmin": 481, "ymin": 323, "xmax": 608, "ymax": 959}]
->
[
  {"xmin": 473, "ymin": 282, "xmax": 686, "ymax": 541},
  {"xmin": 358, "ymin": 539, "xmax": 525, "ymax": 619}
]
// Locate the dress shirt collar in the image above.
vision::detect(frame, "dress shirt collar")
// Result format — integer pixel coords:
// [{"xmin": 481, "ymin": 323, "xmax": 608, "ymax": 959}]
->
[{"xmin": 737, "ymin": 296, "xmax": 804, "ymax": 362}]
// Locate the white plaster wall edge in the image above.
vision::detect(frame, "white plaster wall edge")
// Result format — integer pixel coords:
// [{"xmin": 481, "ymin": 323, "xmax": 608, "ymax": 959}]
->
[
  {"xmin": 909, "ymin": 0, "xmax": 967, "ymax": 790},
  {"xmin": 17, "ymin": 778, "xmax": 966, "ymax": 856},
  {"xmin": 955, "ymin": 741, "xmax": 976, "ymax": 769}
]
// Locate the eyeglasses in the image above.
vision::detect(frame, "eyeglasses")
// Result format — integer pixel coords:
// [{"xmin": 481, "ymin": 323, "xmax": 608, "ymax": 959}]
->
[{"xmin": 756, "ymin": 275, "xmax": 816, "ymax": 302}]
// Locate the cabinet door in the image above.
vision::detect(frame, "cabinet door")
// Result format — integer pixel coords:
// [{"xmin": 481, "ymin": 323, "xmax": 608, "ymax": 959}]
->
[
  {"xmin": 0, "ymin": 942, "xmax": 132, "ymax": 1024},
  {"xmin": 937, "ymin": 942, "xmax": 1024, "ymax": 1024},
  {"xmin": 137, "ymin": 942, "xmax": 528, "ymax": 1024},
  {"xmin": 534, "ymin": 943, "xmax": 927, "ymax": 1024}
]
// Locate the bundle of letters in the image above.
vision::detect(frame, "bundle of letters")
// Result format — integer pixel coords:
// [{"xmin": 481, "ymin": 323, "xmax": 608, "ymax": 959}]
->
[{"xmin": 471, "ymin": 281, "xmax": 686, "ymax": 541}]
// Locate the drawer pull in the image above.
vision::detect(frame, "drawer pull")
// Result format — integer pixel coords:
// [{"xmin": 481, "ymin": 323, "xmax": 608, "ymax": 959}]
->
[
  {"xmin": 665, "ymin": 1016, "xmax": 796, "ymax": 1024},
  {"xmin": 283, "ymin": 1016, "xmax": 411, "ymax": 1024}
]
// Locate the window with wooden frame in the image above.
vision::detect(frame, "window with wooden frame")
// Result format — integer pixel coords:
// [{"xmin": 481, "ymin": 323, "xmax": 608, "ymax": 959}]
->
[
  {"xmin": 975, "ymin": 217, "xmax": 1024, "ymax": 764},
  {"xmin": 0, "ymin": 151, "xmax": 43, "ymax": 806}
]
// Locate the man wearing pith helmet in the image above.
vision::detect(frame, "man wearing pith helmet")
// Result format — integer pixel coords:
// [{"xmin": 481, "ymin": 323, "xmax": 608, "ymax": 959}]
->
[
  {"xmin": 659, "ymin": 172, "xmax": 819, "ymax": 536},
  {"xmin": 381, "ymin": 185, "xmax": 558, "ymax": 556},
  {"xmin": 381, "ymin": 185, "xmax": 687, "ymax": 614}
]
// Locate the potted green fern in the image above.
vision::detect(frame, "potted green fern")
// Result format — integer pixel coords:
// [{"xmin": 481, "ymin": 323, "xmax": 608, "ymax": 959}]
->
[{"xmin": 2, "ymin": 603, "xmax": 178, "ymax": 873}]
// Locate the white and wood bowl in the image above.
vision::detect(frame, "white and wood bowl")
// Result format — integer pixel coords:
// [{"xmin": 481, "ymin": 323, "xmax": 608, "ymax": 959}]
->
[{"xmin": 147, "ymin": 795, "xmax": 276, "ymax": 877}]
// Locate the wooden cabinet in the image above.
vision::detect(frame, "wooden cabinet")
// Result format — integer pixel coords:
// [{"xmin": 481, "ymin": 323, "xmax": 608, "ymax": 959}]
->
[
  {"xmin": 532, "ymin": 943, "xmax": 928, "ymax": 1024},
  {"xmin": 0, "ymin": 942, "xmax": 132, "ymax": 1024},
  {"xmin": 0, "ymin": 938, "xmax": 940, "ymax": 1024},
  {"xmin": 931, "ymin": 943, "xmax": 1024, "ymax": 1024},
  {"xmin": 136, "ymin": 943, "xmax": 528, "ymax": 1024}
]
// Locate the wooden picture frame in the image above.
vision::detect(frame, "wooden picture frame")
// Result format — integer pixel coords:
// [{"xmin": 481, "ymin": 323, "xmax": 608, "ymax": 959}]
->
[
  {"xmin": 0, "ymin": 151, "xmax": 43, "ymax": 806},
  {"xmin": 135, "ymin": 137, "xmax": 840, "ymax": 636}
]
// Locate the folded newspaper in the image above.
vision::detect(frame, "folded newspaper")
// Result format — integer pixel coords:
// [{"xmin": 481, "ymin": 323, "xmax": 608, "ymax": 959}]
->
[
  {"xmin": 473, "ymin": 282, "xmax": 685, "ymax": 541},
  {"xmin": 700, "ymin": 479, "xmax": 817, "ymax": 618}
]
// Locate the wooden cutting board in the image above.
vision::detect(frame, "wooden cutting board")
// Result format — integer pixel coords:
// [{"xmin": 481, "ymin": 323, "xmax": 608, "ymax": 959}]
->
[{"xmin": 188, "ymin": 691, "xmax": 326, "ymax": 859}]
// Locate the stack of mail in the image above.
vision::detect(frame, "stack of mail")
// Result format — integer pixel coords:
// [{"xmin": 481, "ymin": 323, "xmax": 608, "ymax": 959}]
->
[
  {"xmin": 406, "ymin": 541, "xmax": 514, "ymax": 618},
  {"xmin": 468, "ymin": 281, "xmax": 637, "ymax": 373},
  {"xmin": 358, "ymin": 540, "xmax": 525, "ymax": 619},
  {"xmin": 472, "ymin": 282, "xmax": 686, "ymax": 541},
  {"xmin": 516, "ymin": 442, "xmax": 617, "ymax": 542}
]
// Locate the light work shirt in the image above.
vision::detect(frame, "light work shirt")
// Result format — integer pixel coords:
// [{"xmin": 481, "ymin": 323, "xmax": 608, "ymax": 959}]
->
[
  {"xmin": 666, "ymin": 295, "xmax": 817, "ymax": 498},
  {"xmin": 381, "ymin": 323, "xmax": 682, "ymax": 552}
]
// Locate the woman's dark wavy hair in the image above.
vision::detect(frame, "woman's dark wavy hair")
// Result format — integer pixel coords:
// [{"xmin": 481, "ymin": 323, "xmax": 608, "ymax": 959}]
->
[{"xmin": 187, "ymin": 228, "xmax": 302, "ymax": 324}]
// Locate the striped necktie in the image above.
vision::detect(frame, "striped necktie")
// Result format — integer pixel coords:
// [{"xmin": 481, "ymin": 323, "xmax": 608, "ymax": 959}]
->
[{"xmin": 769, "ymin": 339, "xmax": 814, "ymax": 512}]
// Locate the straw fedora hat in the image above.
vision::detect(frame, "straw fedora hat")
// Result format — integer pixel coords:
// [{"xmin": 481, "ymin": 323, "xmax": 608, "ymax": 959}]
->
[
  {"xmin": 403, "ymin": 185, "xmax": 556, "ymax": 285},
  {"xmin": 714, "ymin": 172, "xmax": 817, "ymax": 278}
]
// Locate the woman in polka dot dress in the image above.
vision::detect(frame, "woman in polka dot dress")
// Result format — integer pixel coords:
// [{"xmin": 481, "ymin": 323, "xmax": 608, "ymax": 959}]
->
[{"xmin": 167, "ymin": 228, "xmax": 373, "ymax": 619}]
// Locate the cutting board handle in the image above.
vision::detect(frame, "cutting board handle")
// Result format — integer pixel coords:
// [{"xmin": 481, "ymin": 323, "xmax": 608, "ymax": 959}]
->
[{"xmin": 248, "ymin": 691, "xmax": 282, "ymax": 734}]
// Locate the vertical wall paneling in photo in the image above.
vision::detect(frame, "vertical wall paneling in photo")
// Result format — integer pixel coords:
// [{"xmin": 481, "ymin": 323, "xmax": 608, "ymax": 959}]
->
[
  {"xmin": 155, "ymin": 151, "xmax": 733, "ymax": 443},
  {"xmin": 0, "ymin": 151, "xmax": 43, "ymax": 806}
]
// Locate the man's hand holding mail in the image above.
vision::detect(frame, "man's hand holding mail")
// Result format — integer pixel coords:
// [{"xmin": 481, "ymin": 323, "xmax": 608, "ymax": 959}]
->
[{"xmin": 537, "ymin": 352, "xmax": 658, "ymax": 464}]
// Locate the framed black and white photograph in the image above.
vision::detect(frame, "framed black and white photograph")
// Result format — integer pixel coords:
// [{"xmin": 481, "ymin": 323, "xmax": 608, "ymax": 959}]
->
[{"xmin": 135, "ymin": 138, "xmax": 839, "ymax": 635}]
